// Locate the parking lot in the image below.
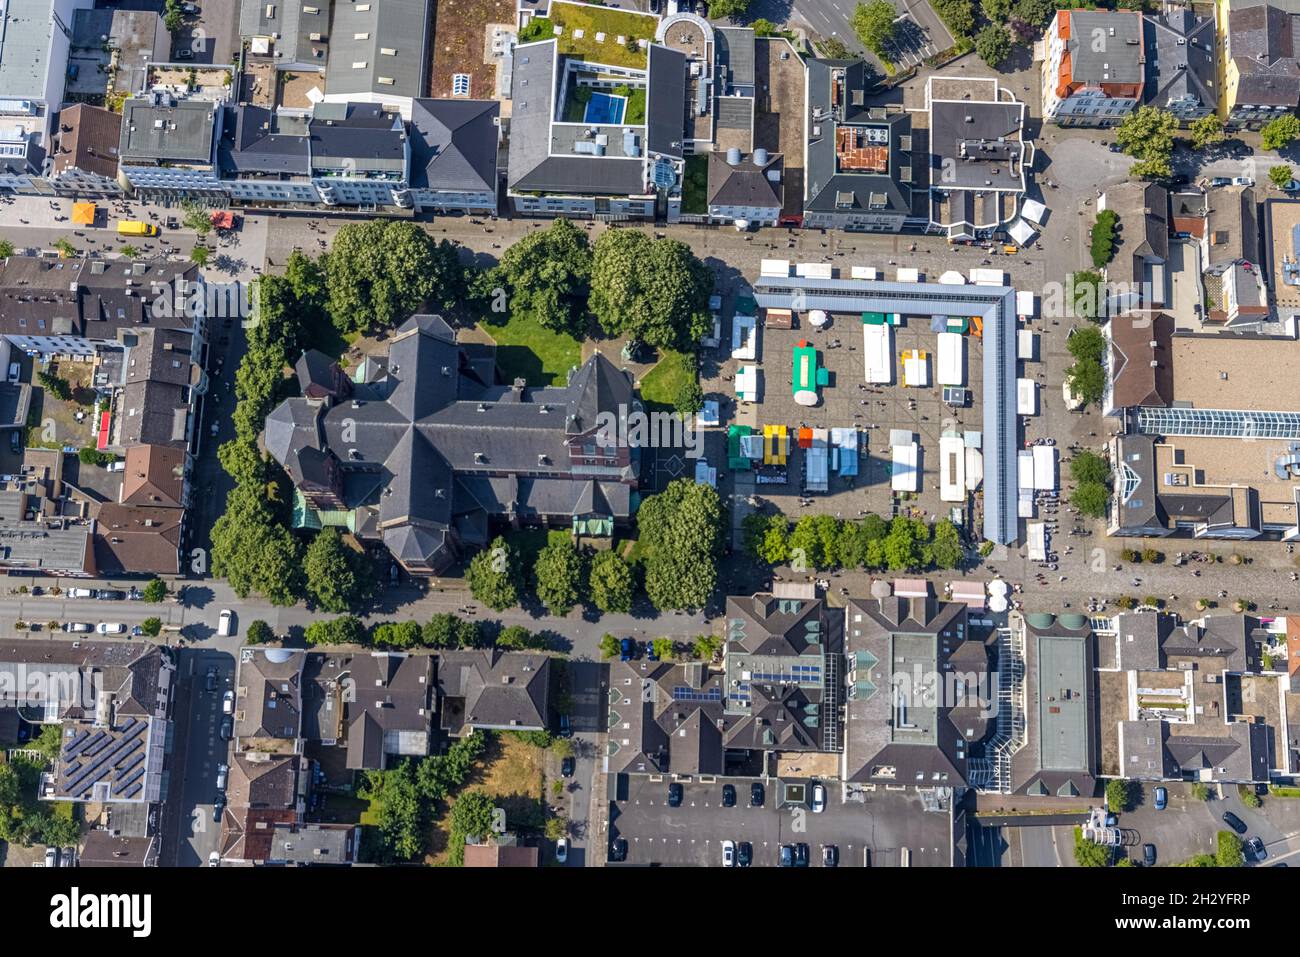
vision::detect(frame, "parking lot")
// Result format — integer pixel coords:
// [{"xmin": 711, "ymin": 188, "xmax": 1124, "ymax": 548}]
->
[{"xmin": 607, "ymin": 775, "xmax": 952, "ymax": 866}]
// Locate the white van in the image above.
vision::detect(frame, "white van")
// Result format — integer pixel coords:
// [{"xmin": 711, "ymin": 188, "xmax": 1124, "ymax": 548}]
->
[
  {"xmin": 215, "ymin": 763, "xmax": 228, "ymax": 791},
  {"xmin": 7, "ymin": 362, "xmax": 19, "ymax": 383},
  {"xmin": 217, "ymin": 608, "xmax": 234, "ymax": 637},
  {"xmin": 66, "ymin": 587, "xmax": 95, "ymax": 599}
]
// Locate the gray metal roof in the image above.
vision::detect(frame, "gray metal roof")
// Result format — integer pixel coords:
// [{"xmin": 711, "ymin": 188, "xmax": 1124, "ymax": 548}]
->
[
  {"xmin": 646, "ymin": 44, "xmax": 686, "ymax": 159},
  {"xmin": 239, "ymin": 0, "xmax": 330, "ymax": 68},
  {"xmin": 409, "ymin": 98, "xmax": 499, "ymax": 193},
  {"xmin": 804, "ymin": 59, "xmax": 913, "ymax": 216},
  {"xmin": 752, "ymin": 275, "xmax": 1020, "ymax": 544},
  {"xmin": 219, "ymin": 105, "xmax": 311, "ymax": 176},
  {"xmin": 1067, "ymin": 10, "xmax": 1144, "ymax": 84},
  {"xmin": 715, "ymin": 27, "xmax": 755, "ymax": 92},
  {"xmin": 119, "ymin": 96, "xmax": 219, "ymax": 166},
  {"xmin": 325, "ymin": 0, "xmax": 429, "ymax": 99},
  {"xmin": 0, "ymin": 0, "xmax": 61, "ymax": 101},
  {"xmin": 308, "ymin": 102, "xmax": 408, "ymax": 174}
]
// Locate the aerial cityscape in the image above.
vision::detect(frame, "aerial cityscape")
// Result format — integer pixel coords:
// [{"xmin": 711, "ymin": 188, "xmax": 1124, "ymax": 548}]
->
[{"xmin": 1, "ymin": 0, "xmax": 1299, "ymax": 894}]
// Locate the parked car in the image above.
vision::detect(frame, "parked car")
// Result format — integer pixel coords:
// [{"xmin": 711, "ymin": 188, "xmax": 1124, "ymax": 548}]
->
[
  {"xmin": 62, "ymin": 622, "xmax": 92, "ymax": 633},
  {"xmin": 609, "ymin": 837, "xmax": 628, "ymax": 862},
  {"xmin": 811, "ymin": 782, "xmax": 826, "ymax": 813},
  {"xmin": 750, "ymin": 782, "xmax": 765, "ymax": 807},
  {"xmin": 208, "ymin": 851, "xmax": 220, "ymax": 867},
  {"xmin": 204, "ymin": 667, "xmax": 217, "ymax": 692},
  {"xmin": 1143, "ymin": 843, "xmax": 1157, "ymax": 867},
  {"xmin": 1209, "ymin": 176, "xmax": 1233, "ymax": 187},
  {"xmin": 215, "ymin": 763, "xmax": 228, "ymax": 791},
  {"xmin": 667, "ymin": 782, "xmax": 683, "ymax": 807},
  {"xmin": 794, "ymin": 843, "xmax": 810, "ymax": 867},
  {"xmin": 822, "ymin": 844, "xmax": 839, "ymax": 867},
  {"xmin": 222, "ymin": 690, "xmax": 234, "ymax": 714},
  {"xmin": 1108, "ymin": 142, "xmax": 1123, "ymax": 153},
  {"xmin": 721, "ymin": 839, "xmax": 735, "ymax": 867},
  {"xmin": 66, "ymin": 588, "xmax": 96, "ymax": 599},
  {"xmin": 96, "ymin": 622, "xmax": 126, "ymax": 635},
  {"xmin": 217, "ymin": 608, "xmax": 235, "ymax": 638},
  {"xmin": 558, "ymin": 713, "xmax": 571, "ymax": 738},
  {"xmin": 619, "ymin": 637, "xmax": 634, "ymax": 661},
  {"xmin": 722, "ymin": 784, "xmax": 736, "ymax": 807},
  {"xmin": 1153, "ymin": 786, "xmax": 1167, "ymax": 811},
  {"xmin": 1222, "ymin": 811, "xmax": 1248, "ymax": 834},
  {"xmin": 213, "ymin": 794, "xmax": 225, "ymax": 822},
  {"xmin": 779, "ymin": 844, "xmax": 794, "ymax": 867},
  {"xmin": 1232, "ymin": 176, "xmax": 1254, "ymax": 186},
  {"xmin": 560, "ymin": 756, "xmax": 575, "ymax": 778},
  {"xmin": 96, "ymin": 589, "xmax": 126, "ymax": 601},
  {"xmin": 219, "ymin": 716, "xmax": 232, "ymax": 740},
  {"xmin": 646, "ymin": 641, "xmax": 659, "ymax": 662},
  {"xmin": 44, "ymin": 847, "xmax": 58, "ymax": 867},
  {"xmin": 555, "ymin": 838, "xmax": 568, "ymax": 864},
  {"xmin": 59, "ymin": 847, "xmax": 75, "ymax": 867},
  {"xmin": 1247, "ymin": 837, "xmax": 1267, "ymax": 861},
  {"xmin": 736, "ymin": 841, "xmax": 752, "ymax": 867}
]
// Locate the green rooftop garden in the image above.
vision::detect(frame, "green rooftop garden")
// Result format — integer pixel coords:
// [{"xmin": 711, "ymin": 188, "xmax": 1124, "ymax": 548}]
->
[{"xmin": 521, "ymin": 1, "xmax": 658, "ymax": 70}]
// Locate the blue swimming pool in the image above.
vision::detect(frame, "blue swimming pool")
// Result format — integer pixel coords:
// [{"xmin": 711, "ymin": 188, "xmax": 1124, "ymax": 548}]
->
[{"xmin": 584, "ymin": 91, "xmax": 626, "ymax": 125}]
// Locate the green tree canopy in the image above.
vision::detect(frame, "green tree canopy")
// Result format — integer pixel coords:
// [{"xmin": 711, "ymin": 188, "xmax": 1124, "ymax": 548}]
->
[
  {"xmin": 1270, "ymin": 163, "xmax": 1294, "ymax": 188},
  {"xmin": 706, "ymin": 0, "xmax": 751, "ymax": 19},
  {"xmin": 1262, "ymin": 113, "xmax": 1300, "ymax": 151},
  {"xmin": 303, "ymin": 527, "xmax": 373, "ymax": 613},
  {"xmin": 534, "ymin": 539, "xmax": 585, "ymax": 616},
  {"xmin": 637, "ymin": 479, "xmax": 723, "ymax": 611},
  {"xmin": 326, "ymin": 221, "xmax": 463, "ymax": 335},
  {"xmin": 588, "ymin": 550, "xmax": 635, "ymax": 614},
  {"xmin": 974, "ymin": 25, "xmax": 1012, "ymax": 69},
  {"xmin": 489, "ymin": 218, "xmax": 591, "ymax": 337},
  {"xmin": 1189, "ymin": 113, "xmax": 1225, "ymax": 151},
  {"xmin": 245, "ymin": 620, "xmax": 273, "ymax": 645},
  {"xmin": 1116, "ymin": 106, "xmax": 1178, "ymax": 171},
  {"xmin": 852, "ymin": 1, "xmax": 898, "ymax": 58},
  {"xmin": 1070, "ymin": 450, "xmax": 1111, "ymax": 486},
  {"xmin": 304, "ymin": 615, "xmax": 366, "ymax": 646},
  {"xmin": 927, "ymin": 520, "xmax": 964, "ymax": 569},
  {"xmin": 590, "ymin": 230, "xmax": 712, "ymax": 351},
  {"xmin": 141, "ymin": 578, "xmax": 168, "ymax": 603},
  {"xmin": 1071, "ymin": 481, "xmax": 1110, "ymax": 518},
  {"xmin": 467, "ymin": 536, "xmax": 522, "ymax": 612}
]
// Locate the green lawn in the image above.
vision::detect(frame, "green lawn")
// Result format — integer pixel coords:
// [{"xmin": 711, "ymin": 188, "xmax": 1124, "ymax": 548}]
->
[
  {"xmin": 682, "ymin": 154, "xmax": 708, "ymax": 214},
  {"xmin": 546, "ymin": 1, "xmax": 658, "ymax": 69},
  {"xmin": 639, "ymin": 349, "xmax": 696, "ymax": 413},
  {"xmin": 478, "ymin": 314, "xmax": 582, "ymax": 387}
]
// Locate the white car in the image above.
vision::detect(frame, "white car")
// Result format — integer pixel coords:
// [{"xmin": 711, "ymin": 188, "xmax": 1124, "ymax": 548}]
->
[
  {"xmin": 222, "ymin": 690, "xmax": 234, "ymax": 715},
  {"xmin": 217, "ymin": 608, "xmax": 234, "ymax": 637},
  {"xmin": 96, "ymin": 622, "xmax": 126, "ymax": 635},
  {"xmin": 208, "ymin": 851, "xmax": 220, "ymax": 867},
  {"xmin": 721, "ymin": 839, "xmax": 735, "ymax": 867},
  {"xmin": 62, "ymin": 622, "xmax": 92, "ymax": 633},
  {"xmin": 811, "ymin": 782, "xmax": 826, "ymax": 814},
  {"xmin": 1232, "ymin": 176, "xmax": 1254, "ymax": 186},
  {"xmin": 555, "ymin": 838, "xmax": 568, "ymax": 864},
  {"xmin": 66, "ymin": 588, "xmax": 95, "ymax": 599}
]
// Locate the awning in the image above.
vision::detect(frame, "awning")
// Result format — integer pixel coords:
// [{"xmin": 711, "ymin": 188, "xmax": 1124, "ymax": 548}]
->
[
  {"xmin": 210, "ymin": 210, "xmax": 236, "ymax": 229},
  {"xmin": 72, "ymin": 202, "xmax": 96, "ymax": 225},
  {"xmin": 1021, "ymin": 198, "xmax": 1047, "ymax": 225},
  {"xmin": 1009, "ymin": 218, "xmax": 1036, "ymax": 246}
]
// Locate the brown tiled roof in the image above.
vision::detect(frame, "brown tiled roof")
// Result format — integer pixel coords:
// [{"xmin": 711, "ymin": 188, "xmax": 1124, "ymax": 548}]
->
[
  {"xmin": 1108, "ymin": 313, "xmax": 1175, "ymax": 409},
  {"xmin": 52, "ymin": 104, "xmax": 123, "ymax": 179},
  {"xmin": 93, "ymin": 503, "xmax": 181, "ymax": 574},
  {"xmin": 120, "ymin": 444, "xmax": 185, "ymax": 508},
  {"xmin": 463, "ymin": 842, "xmax": 539, "ymax": 867}
]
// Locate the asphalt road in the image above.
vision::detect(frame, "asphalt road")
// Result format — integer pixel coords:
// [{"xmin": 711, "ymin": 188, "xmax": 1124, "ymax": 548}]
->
[{"xmin": 165, "ymin": 648, "xmax": 236, "ymax": 867}]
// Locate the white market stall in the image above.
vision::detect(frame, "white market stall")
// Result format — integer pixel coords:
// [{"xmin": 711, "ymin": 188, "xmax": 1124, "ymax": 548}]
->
[
  {"xmin": 936, "ymin": 332, "xmax": 965, "ymax": 386},
  {"xmin": 891, "ymin": 442, "xmax": 919, "ymax": 492},
  {"xmin": 1017, "ymin": 377, "xmax": 1038, "ymax": 415},
  {"xmin": 731, "ymin": 314, "xmax": 758, "ymax": 360},
  {"xmin": 735, "ymin": 364, "xmax": 760, "ymax": 403},
  {"xmin": 862, "ymin": 321, "xmax": 893, "ymax": 384}
]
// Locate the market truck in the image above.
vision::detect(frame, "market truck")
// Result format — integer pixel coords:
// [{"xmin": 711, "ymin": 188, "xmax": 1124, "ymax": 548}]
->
[{"xmin": 117, "ymin": 220, "xmax": 159, "ymax": 237}]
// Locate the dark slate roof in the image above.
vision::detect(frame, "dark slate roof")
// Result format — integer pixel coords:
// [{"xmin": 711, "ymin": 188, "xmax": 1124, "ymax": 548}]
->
[
  {"xmin": 409, "ymin": 98, "xmax": 499, "ymax": 193},
  {"xmin": 119, "ymin": 96, "xmax": 218, "ymax": 165},
  {"xmin": 1143, "ymin": 8, "xmax": 1218, "ymax": 112},
  {"xmin": 437, "ymin": 651, "xmax": 550, "ymax": 732},
  {"xmin": 235, "ymin": 649, "xmax": 306, "ymax": 743},
  {"xmin": 268, "ymin": 314, "xmax": 637, "ymax": 570},
  {"xmin": 646, "ymin": 44, "xmax": 686, "ymax": 159},
  {"xmin": 506, "ymin": 39, "xmax": 656, "ymax": 197},
  {"xmin": 308, "ymin": 102, "xmax": 407, "ymax": 172},
  {"xmin": 707, "ymin": 150, "xmax": 782, "ymax": 208},
  {"xmin": 804, "ymin": 59, "xmax": 912, "ymax": 216},
  {"xmin": 715, "ymin": 27, "xmax": 755, "ymax": 92},
  {"xmin": 928, "ymin": 99, "xmax": 1025, "ymax": 192},
  {"xmin": 218, "ymin": 105, "xmax": 310, "ymax": 176},
  {"xmin": 1229, "ymin": 4, "xmax": 1300, "ymax": 107}
]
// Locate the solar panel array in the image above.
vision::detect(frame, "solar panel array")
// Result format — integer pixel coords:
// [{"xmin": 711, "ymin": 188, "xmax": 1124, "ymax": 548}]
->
[
  {"xmin": 671, "ymin": 686, "xmax": 721, "ymax": 703},
  {"xmin": 59, "ymin": 717, "xmax": 150, "ymax": 800}
]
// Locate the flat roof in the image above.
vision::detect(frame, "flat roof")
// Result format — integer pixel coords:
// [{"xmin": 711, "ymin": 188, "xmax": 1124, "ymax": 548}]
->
[
  {"xmin": 1170, "ymin": 335, "xmax": 1300, "ymax": 412},
  {"xmin": 0, "ymin": 0, "xmax": 60, "ymax": 101},
  {"xmin": 1037, "ymin": 634, "xmax": 1089, "ymax": 771}
]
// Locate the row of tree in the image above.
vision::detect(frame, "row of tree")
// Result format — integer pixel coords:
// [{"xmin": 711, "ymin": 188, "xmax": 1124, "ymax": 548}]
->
[
  {"xmin": 301, "ymin": 612, "xmax": 550, "ymax": 653},
  {"xmin": 477, "ymin": 219, "xmax": 713, "ymax": 352},
  {"xmin": 1069, "ymin": 450, "xmax": 1111, "ymax": 519},
  {"xmin": 1065, "ymin": 325, "xmax": 1106, "ymax": 408},
  {"xmin": 742, "ymin": 512, "xmax": 966, "ymax": 572}
]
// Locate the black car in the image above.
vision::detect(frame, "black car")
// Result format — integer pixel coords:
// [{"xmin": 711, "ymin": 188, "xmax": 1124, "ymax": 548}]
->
[
  {"xmin": 736, "ymin": 841, "xmax": 752, "ymax": 868},
  {"xmin": 794, "ymin": 843, "xmax": 809, "ymax": 867},
  {"xmin": 667, "ymin": 783, "xmax": 683, "ymax": 807},
  {"xmin": 609, "ymin": 838, "xmax": 628, "ymax": 862},
  {"xmin": 722, "ymin": 784, "xmax": 736, "ymax": 807},
  {"xmin": 204, "ymin": 667, "xmax": 217, "ymax": 693},
  {"xmin": 560, "ymin": 756, "xmax": 575, "ymax": 778},
  {"xmin": 822, "ymin": 845, "xmax": 839, "ymax": 867},
  {"xmin": 1246, "ymin": 837, "xmax": 1267, "ymax": 862},
  {"xmin": 750, "ymin": 782, "xmax": 765, "ymax": 807},
  {"xmin": 1222, "ymin": 811, "xmax": 1248, "ymax": 834},
  {"xmin": 1143, "ymin": 844, "xmax": 1157, "ymax": 867},
  {"xmin": 213, "ymin": 795, "xmax": 225, "ymax": 822},
  {"xmin": 779, "ymin": 844, "xmax": 794, "ymax": 867},
  {"xmin": 96, "ymin": 589, "xmax": 126, "ymax": 601},
  {"xmin": 220, "ymin": 716, "xmax": 233, "ymax": 741},
  {"xmin": 1108, "ymin": 142, "xmax": 1123, "ymax": 152}
]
